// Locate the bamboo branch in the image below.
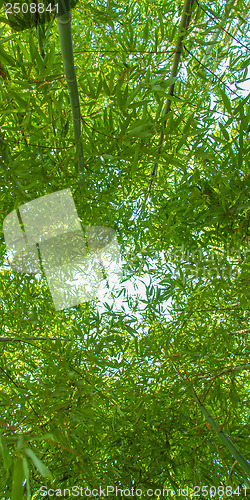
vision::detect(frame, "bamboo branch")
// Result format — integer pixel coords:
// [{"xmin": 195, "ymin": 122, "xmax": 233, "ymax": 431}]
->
[
  {"xmin": 228, "ymin": 328, "xmax": 250, "ymax": 335},
  {"xmin": 198, "ymin": 362, "xmax": 250, "ymax": 380},
  {"xmin": 56, "ymin": 0, "xmax": 84, "ymax": 179}
]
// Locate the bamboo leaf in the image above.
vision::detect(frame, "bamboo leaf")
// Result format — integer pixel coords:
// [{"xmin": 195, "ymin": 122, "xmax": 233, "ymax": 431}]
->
[
  {"xmin": 23, "ymin": 458, "xmax": 31, "ymax": 500},
  {"xmin": 218, "ymin": 88, "xmax": 232, "ymax": 115},
  {"xmin": 0, "ymin": 434, "xmax": 12, "ymax": 469},
  {"xmin": 11, "ymin": 458, "xmax": 25, "ymax": 500},
  {"xmin": 131, "ymin": 148, "xmax": 139, "ymax": 179},
  {"xmin": 46, "ymin": 42, "xmax": 56, "ymax": 74},
  {"xmin": 219, "ymin": 122, "xmax": 230, "ymax": 141},
  {"xmin": 29, "ymin": 33, "xmax": 36, "ymax": 62},
  {"xmin": 23, "ymin": 448, "xmax": 52, "ymax": 478},
  {"xmin": 0, "ymin": 44, "xmax": 16, "ymax": 66}
]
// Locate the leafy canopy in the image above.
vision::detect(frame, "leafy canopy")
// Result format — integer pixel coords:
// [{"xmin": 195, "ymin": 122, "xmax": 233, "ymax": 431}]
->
[{"xmin": 0, "ymin": 0, "xmax": 250, "ymax": 497}]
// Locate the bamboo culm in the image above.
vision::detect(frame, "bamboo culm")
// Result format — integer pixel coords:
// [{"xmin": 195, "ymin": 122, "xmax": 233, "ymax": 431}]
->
[
  {"xmin": 146, "ymin": 0, "xmax": 195, "ymax": 197},
  {"xmin": 56, "ymin": 0, "xmax": 84, "ymax": 179}
]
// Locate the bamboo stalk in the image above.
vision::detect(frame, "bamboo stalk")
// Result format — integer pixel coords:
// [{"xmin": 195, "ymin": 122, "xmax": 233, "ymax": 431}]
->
[
  {"xmin": 183, "ymin": 0, "xmax": 239, "ymax": 113},
  {"xmin": 55, "ymin": 0, "xmax": 84, "ymax": 179},
  {"xmin": 145, "ymin": 0, "xmax": 240, "ymax": 202},
  {"xmin": 146, "ymin": 0, "xmax": 195, "ymax": 198},
  {"xmin": 161, "ymin": 0, "xmax": 195, "ymax": 122}
]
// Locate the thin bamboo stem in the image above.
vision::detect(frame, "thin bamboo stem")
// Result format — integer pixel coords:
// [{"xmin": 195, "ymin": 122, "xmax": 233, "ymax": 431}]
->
[
  {"xmin": 198, "ymin": 362, "xmax": 250, "ymax": 380},
  {"xmin": 146, "ymin": 0, "xmax": 195, "ymax": 198},
  {"xmin": 56, "ymin": 0, "xmax": 84, "ymax": 179}
]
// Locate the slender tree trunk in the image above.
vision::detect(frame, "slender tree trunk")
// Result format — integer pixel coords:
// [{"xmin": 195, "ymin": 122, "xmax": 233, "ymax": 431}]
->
[{"xmin": 55, "ymin": 0, "xmax": 84, "ymax": 179}]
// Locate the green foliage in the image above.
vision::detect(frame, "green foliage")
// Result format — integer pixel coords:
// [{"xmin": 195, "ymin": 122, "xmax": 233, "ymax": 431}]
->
[{"xmin": 0, "ymin": 0, "xmax": 249, "ymax": 497}]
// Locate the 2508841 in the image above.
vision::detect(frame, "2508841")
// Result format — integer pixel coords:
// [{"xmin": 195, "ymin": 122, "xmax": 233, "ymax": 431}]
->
[
  {"xmin": 193, "ymin": 485, "xmax": 247, "ymax": 497},
  {"xmin": 5, "ymin": 3, "xmax": 58, "ymax": 13}
]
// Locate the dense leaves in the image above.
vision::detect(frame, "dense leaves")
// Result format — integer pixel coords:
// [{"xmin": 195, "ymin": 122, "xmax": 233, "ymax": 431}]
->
[{"xmin": 0, "ymin": 0, "xmax": 250, "ymax": 498}]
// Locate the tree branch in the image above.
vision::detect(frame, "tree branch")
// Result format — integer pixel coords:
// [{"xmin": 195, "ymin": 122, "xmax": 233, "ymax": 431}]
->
[{"xmin": 197, "ymin": 362, "xmax": 250, "ymax": 380}]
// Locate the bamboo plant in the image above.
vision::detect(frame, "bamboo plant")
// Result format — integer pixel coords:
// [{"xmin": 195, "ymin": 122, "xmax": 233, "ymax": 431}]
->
[{"xmin": 55, "ymin": 0, "xmax": 84, "ymax": 179}]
